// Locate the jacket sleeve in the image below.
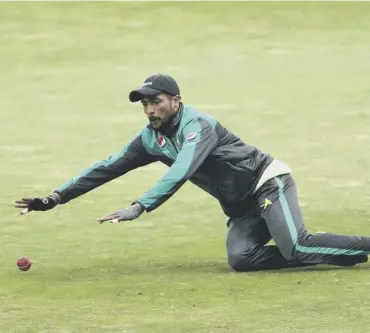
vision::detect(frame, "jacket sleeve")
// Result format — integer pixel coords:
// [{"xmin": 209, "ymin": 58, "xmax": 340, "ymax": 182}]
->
[
  {"xmin": 54, "ymin": 133, "xmax": 157, "ymax": 204},
  {"xmin": 136, "ymin": 118, "xmax": 218, "ymax": 212}
]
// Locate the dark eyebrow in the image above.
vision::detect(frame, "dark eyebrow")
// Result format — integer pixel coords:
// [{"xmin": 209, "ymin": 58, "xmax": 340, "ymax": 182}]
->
[{"xmin": 148, "ymin": 96, "xmax": 161, "ymax": 103}]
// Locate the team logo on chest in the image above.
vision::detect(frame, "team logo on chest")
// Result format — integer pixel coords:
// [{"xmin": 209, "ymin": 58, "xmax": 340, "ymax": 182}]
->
[
  {"xmin": 186, "ymin": 132, "xmax": 197, "ymax": 141},
  {"xmin": 157, "ymin": 136, "xmax": 166, "ymax": 148}
]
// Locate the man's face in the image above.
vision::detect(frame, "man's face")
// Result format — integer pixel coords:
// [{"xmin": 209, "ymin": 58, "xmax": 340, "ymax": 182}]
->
[{"xmin": 141, "ymin": 93, "xmax": 180, "ymax": 130}]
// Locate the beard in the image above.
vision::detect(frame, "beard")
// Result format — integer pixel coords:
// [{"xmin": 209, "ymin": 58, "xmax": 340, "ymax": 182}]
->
[
  {"xmin": 149, "ymin": 117, "xmax": 162, "ymax": 128},
  {"xmin": 149, "ymin": 113, "xmax": 176, "ymax": 133}
]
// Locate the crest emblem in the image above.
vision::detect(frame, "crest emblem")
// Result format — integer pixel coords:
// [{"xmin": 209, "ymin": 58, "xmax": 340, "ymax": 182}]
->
[
  {"xmin": 157, "ymin": 136, "xmax": 166, "ymax": 148},
  {"xmin": 186, "ymin": 132, "xmax": 197, "ymax": 141}
]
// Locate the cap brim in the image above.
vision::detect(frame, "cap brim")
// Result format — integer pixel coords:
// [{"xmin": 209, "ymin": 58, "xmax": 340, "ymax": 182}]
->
[{"xmin": 129, "ymin": 87, "xmax": 162, "ymax": 102}]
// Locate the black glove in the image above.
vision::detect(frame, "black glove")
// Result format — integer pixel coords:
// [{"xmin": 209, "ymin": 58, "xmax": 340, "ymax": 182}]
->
[{"xmin": 15, "ymin": 194, "xmax": 58, "ymax": 214}]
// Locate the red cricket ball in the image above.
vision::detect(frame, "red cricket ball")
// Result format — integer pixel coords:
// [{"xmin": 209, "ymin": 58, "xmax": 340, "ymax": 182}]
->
[{"xmin": 17, "ymin": 256, "xmax": 32, "ymax": 271}]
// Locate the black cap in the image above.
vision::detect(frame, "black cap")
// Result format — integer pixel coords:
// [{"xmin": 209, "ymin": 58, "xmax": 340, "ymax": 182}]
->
[{"xmin": 129, "ymin": 74, "xmax": 180, "ymax": 102}]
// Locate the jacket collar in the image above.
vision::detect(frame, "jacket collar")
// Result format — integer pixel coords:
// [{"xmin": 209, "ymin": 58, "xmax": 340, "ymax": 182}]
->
[{"xmin": 148, "ymin": 103, "xmax": 184, "ymax": 136}]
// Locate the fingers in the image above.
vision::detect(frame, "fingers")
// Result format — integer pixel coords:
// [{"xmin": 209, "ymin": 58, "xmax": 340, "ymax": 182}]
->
[
  {"xmin": 97, "ymin": 214, "xmax": 120, "ymax": 223},
  {"xmin": 15, "ymin": 204, "xmax": 29, "ymax": 208},
  {"xmin": 14, "ymin": 198, "xmax": 34, "ymax": 214},
  {"xmin": 20, "ymin": 208, "xmax": 30, "ymax": 215},
  {"xmin": 97, "ymin": 214, "xmax": 116, "ymax": 221},
  {"xmin": 14, "ymin": 199, "xmax": 33, "ymax": 208},
  {"xmin": 17, "ymin": 198, "xmax": 34, "ymax": 203},
  {"xmin": 15, "ymin": 200, "xmax": 31, "ymax": 210}
]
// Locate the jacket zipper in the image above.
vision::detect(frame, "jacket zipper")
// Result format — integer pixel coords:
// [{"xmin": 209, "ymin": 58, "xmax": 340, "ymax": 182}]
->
[{"xmin": 169, "ymin": 138, "xmax": 179, "ymax": 153}]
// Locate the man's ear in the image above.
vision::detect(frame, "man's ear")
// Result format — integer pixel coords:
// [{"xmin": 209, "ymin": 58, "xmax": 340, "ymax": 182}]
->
[{"xmin": 173, "ymin": 95, "xmax": 181, "ymax": 108}]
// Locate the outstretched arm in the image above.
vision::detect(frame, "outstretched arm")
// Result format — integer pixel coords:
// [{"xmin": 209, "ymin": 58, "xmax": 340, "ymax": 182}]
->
[
  {"xmin": 53, "ymin": 133, "xmax": 156, "ymax": 204},
  {"xmin": 15, "ymin": 132, "xmax": 157, "ymax": 214}
]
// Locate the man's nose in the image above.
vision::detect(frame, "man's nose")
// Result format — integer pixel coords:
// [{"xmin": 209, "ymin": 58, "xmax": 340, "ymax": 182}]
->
[{"xmin": 146, "ymin": 104, "xmax": 156, "ymax": 115}]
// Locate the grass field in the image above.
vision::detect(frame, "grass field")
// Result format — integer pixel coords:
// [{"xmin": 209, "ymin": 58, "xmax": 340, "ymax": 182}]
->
[{"xmin": 1, "ymin": 2, "xmax": 370, "ymax": 332}]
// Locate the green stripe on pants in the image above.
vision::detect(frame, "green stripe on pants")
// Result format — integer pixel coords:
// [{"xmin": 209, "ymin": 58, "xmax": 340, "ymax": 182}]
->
[{"xmin": 275, "ymin": 177, "xmax": 366, "ymax": 256}]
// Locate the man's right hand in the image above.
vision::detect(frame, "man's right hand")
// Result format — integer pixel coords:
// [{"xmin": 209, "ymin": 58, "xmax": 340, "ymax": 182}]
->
[{"xmin": 15, "ymin": 195, "xmax": 57, "ymax": 214}]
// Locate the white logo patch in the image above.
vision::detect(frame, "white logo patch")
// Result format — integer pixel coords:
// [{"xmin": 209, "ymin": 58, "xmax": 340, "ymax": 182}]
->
[
  {"xmin": 186, "ymin": 132, "xmax": 197, "ymax": 141},
  {"xmin": 141, "ymin": 82, "xmax": 152, "ymax": 87}
]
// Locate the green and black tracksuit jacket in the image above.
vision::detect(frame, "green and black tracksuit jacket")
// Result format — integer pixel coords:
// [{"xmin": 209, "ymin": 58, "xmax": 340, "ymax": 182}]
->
[{"xmin": 54, "ymin": 103, "xmax": 273, "ymax": 218}]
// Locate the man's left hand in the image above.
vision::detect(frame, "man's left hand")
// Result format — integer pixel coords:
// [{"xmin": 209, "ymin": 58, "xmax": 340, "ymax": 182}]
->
[{"xmin": 97, "ymin": 203, "xmax": 144, "ymax": 223}]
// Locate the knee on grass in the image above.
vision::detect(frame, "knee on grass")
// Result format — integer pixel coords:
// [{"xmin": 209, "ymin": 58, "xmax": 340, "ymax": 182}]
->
[{"xmin": 227, "ymin": 252, "xmax": 262, "ymax": 272}]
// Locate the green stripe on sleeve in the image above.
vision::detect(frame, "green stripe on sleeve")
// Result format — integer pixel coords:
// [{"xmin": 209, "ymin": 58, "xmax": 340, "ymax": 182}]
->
[{"xmin": 138, "ymin": 120, "xmax": 202, "ymax": 209}]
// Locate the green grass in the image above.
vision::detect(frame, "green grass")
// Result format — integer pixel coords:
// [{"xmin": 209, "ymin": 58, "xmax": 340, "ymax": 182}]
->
[{"xmin": 1, "ymin": 2, "xmax": 370, "ymax": 332}]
